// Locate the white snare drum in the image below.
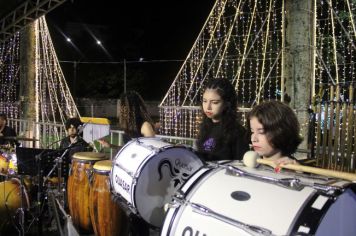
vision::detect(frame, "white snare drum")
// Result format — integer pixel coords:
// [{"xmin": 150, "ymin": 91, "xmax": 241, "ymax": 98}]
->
[
  {"xmin": 111, "ymin": 137, "xmax": 203, "ymax": 228},
  {"xmin": 161, "ymin": 164, "xmax": 356, "ymax": 236}
]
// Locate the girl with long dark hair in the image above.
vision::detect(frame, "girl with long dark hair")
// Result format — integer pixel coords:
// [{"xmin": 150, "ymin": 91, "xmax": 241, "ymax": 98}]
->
[{"xmin": 196, "ymin": 78, "xmax": 249, "ymax": 161}]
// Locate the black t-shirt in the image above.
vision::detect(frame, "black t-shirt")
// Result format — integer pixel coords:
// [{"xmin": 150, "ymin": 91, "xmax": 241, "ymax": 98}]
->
[
  {"xmin": 59, "ymin": 136, "xmax": 92, "ymax": 159},
  {"xmin": 0, "ymin": 126, "xmax": 18, "ymax": 146},
  {"xmin": 197, "ymin": 122, "xmax": 249, "ymax": 161}
]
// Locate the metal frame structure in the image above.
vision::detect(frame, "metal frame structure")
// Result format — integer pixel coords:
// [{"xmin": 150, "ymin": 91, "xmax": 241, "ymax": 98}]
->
[{"xmin": 0, "ymin": 0, "xmax": 67, "ymax": 43}]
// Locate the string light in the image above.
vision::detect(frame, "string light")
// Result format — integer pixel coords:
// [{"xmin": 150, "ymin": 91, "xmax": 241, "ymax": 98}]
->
[
  {"xmin": 0, "ymin": 16, "xmax": 80, "ymax": 141},
  {"xmin": 0, "ymin": 1, "xmax": 355, "ymax": 143},
  {"xmin": 0, "ymin": 33, "xmax": 20, "ymax": 118},
  {"xmin": 159, "ymin": 0, "xmax": 356, "ymax": 139}
]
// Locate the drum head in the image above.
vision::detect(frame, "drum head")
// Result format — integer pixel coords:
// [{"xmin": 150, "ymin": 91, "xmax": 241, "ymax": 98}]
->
[
  {"xmin": 93, "ymin": 160, "xmax": 112, "ymax": 173},
  {"xmin": 0, "ymin": 179, "xmax": 30, "ymax": 219},
  {"xmin": 134, "ymin": 147, "xmax": 203, "ymax": 228},
  {"xmin": 315, "ymin": 187, "xmax": 356, "ymax": 235},
  {"xmin": 72, "ymin": 152, "xmax": 106, "ymax": 161}
]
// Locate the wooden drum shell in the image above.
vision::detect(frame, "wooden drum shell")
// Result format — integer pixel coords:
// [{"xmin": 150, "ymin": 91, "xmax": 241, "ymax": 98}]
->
[
  {"xmin": 67, "ymin": 152, "xmax": 107, "ymax": 233},
  {"xmin": 89, "ymin": 160, "xmax": 125, "ymax": 236}
]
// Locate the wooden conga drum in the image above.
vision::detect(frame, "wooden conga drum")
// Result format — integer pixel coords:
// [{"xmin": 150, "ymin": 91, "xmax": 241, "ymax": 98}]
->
[
  {"xmin": 67, "ymin": 152, "xmax": 107, "ymax": 232},
  {"xmin": 89, "ymin": 160, "xmax": 125, "ymax": 236}
]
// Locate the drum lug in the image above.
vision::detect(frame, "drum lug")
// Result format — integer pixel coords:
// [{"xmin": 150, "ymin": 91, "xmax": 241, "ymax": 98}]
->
[
  {"xmin": 172, "ymin": 190, "xmax": 186, "ymax": 205},
  {"xmin": 86, "ymin": 168, "xmax": 93, "ymax": 184},
  {"xmin": 166, "ymin": 202, "xmax": 180, "ymax": 209},
  {"xmin": 132, "ymin": 177, "xmax": 138, "ymax": 185}
]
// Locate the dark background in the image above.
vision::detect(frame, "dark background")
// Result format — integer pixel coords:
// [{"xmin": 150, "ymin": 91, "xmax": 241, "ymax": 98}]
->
[{"xmin": 46, "ymin": 0, "xmax": 215, "ymax": 100}]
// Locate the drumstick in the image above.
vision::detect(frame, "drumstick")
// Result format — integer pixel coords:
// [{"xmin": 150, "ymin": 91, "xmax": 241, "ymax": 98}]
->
[{"xmin": 242, "ymin": 151, "xmax": 356, "ymax": 182}]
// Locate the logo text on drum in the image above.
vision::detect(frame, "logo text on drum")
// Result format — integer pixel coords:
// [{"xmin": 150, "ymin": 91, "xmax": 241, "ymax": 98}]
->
[
  {"xmin": 115, "ymin": 174, "xmax": 130, "ymax": 193},
  {"xmin": 175, "ymin": 159, "xmax": 193, "ymax": 172},
  {"xmin": 182, "ymin": 226, "xmax": 207, "ymax": 236}
]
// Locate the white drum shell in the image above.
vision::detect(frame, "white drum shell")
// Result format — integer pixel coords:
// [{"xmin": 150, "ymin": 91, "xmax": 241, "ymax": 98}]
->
[
  {"xmin": 161, "ymin": 164, "xmax": 356, "ymax": 236},
  {"xmin": 111, "ymin": 137, "xmax": 203, "ymax": 227}
]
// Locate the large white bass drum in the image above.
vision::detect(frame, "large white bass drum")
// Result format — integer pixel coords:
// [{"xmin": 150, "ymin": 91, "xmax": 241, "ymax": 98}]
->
[
  {"xmin": 161, "ymin": 162, "xmax": 356, "ymax": 236},
  {"xmin": 111, "ymin": 137, "xmax": 203, "ymax": 228}
]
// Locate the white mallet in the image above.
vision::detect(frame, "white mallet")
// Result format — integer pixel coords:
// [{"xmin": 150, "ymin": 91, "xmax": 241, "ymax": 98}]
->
[{"xmin": 242, "ymin": 151, "xmax": 356, "ymax": 182}]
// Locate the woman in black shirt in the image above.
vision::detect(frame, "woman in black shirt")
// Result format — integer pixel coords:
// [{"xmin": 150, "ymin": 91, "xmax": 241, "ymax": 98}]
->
[{"xmin": 196, "ymin": 78, "xmax": 249, "ymax": 162}]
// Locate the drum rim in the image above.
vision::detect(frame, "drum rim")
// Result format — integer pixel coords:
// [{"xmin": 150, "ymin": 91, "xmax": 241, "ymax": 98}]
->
[
  {"xmin": 161, "ymin": 166, "xmax": 213, "ymax": 235},
  {"xmin": 93, "ymin": 160, "xmax": 112, "ymax": 172},
  {"xmin": 0, "ymin": 178, "xmax": 30, "ymax": 212},
  {"xmin": 72, "ymin": 152, "xmax": 106, "ymax": 160},
  {"xmin": 72, "ymin": 156, "xmax": 109, "ymax": 162}
]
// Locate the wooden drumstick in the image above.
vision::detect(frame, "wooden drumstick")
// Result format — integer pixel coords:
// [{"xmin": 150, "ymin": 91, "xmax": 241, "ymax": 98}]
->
[{"xmin": 243, "ymin": 151, "xmax": 356, "ymax": 182}]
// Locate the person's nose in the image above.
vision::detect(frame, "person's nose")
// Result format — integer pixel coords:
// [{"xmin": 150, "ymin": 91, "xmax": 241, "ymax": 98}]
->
[
  {"xmin": 207, "ymin": 102, "xmax": 212, "ymax": 110},
  {"xmin": 251, "ymin": 133, "xmax": 258, "ymax": 143}
]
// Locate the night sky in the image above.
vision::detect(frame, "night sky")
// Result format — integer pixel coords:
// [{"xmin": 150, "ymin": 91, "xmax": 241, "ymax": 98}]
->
[{"xmin": 46, "ymin": 0, "xmax": 215, "ymax": 100}]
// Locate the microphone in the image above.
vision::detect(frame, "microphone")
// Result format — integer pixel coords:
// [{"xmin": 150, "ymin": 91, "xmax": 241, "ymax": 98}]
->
[{"xmin": 77, "ymin": 122, "xmax": 87, "ymax": 135}]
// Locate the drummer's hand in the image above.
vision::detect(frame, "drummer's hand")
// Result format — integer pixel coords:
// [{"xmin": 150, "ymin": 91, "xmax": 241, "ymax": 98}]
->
[
  {"xmin": 276, "ymin": 157, "xmax": 301, "ymax": 173},
  {"xmin": 98, "ymin": 139, "xmax": 111, "ymax": 148},
  {"xmin": 273, "ymin": 157, "xmax": 299, "ymax": 173}
]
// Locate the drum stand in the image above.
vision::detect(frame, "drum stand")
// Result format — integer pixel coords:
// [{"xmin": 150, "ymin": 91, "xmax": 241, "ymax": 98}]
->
[
  {"xmin": 47, "ymin": 190, "xmax": 64, "ymax": 236},
  {"xmin": 35, "ymin": 151, "xmax": 45, "ymax": 236},
  {"xmin": 34, "ymin": 148, "xmax": 66, "ymax": 236},
  {"xmin": 44, "ymin": 149, "xmax": 68, "ymax": 207},
  {"xmin": 13, "ymin": 175, "xmax": 27, "ymax": 236},
  {"xmin": 37, "ymin": 147, "xmax": 71, "ymax": 235}
]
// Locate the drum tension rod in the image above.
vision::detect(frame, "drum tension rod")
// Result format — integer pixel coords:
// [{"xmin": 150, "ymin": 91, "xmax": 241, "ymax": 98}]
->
[
  {"xmin": 190, "ymin": 202, "xmax": 274, "ymax": 236},
  {"xmin": 225, "ymin": 165, "xmax": 304, "ymax": 191},
  {"xmin": 224, "ymin": 165, "xmax": 343, "ymax": 195},
  {"xmin": 170, "ymin": 193, "xmax": 274, "ymax": 236}
]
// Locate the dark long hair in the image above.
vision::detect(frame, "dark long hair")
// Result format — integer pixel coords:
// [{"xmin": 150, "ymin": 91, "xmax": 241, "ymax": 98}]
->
[
  {"xmin": 197, "ymin": 78, "xmax": 240, "ymax": 151},
  {"xmin": 65, "ymin": 117, "xmax": 82, "ymax": 130},
  {"xmin": 119, "ymin": 91, "xmax": 153, "ymax": 137},
  {"xmin": 247, "ymin": 100, "xmax": 303, "ymax": 156}
]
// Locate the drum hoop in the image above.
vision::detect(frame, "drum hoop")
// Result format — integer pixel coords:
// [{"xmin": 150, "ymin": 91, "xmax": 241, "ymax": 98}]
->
[
  {"xmin": 162, "ymin": 167, "xmax": 214, "ymax": 235},
  {"xmin": 131, "ymin": 152, "xmax": 158, "ymax": 210},
  {"xmin": 135, "ymin": 137, "xmax": 174, "ymax": 152},
  {"xmin": 93, "ymin": 168, "xmax": 111, "ymax": 175},
  {"xmin": 110, "ymin": 162, "xmax": 140, "ymax": 208},
  {"xmin": 181, "ymin": 167, "xmax": 218, "ymax": 196},
  {"xmin": 288, "ymin": 192, "xmax": 333, "ymax": 235},
  {"xmin": 72, "ymin": 157, "xmax": 107, "ymax": 163},
  {"xmin": 72, "ymin": 151, "xmax": 106, "ymax": 159},
  {"xmin": 4, "ymin": 178, "xmax": 30, "ymax": 210},
  {"xmin": 93, "ymin": 160, "xmax": 112, "ymax": 172}
]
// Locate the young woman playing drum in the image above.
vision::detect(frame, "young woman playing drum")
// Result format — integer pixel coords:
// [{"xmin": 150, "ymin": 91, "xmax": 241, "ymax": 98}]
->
[
  {"xmin": 196, "ymin": 78, "xmax": 249, "ymax": 161},
  {"xmin": 248, "ymin": 100, "xmax": 303, "ymax": 165},
  {"xmin": 99, "ymin": 91, "xmax": 155, "ymax": 236},
  {"xmin": 99, "ymin": 90, "xmax": 155, "ymax": 149}
]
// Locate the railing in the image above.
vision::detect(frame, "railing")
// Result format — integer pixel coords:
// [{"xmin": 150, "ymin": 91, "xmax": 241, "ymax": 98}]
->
[
  {"xmin": 312, "ymin": 85, "xmax": 356, "ymax": 173},
  {"xmin": 7, "ymin": 118, "xmax": 66, "ymax": 148},
  {"xmin": 7, "ymin": 118, "xmax": 197, "ymax": 159}
]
